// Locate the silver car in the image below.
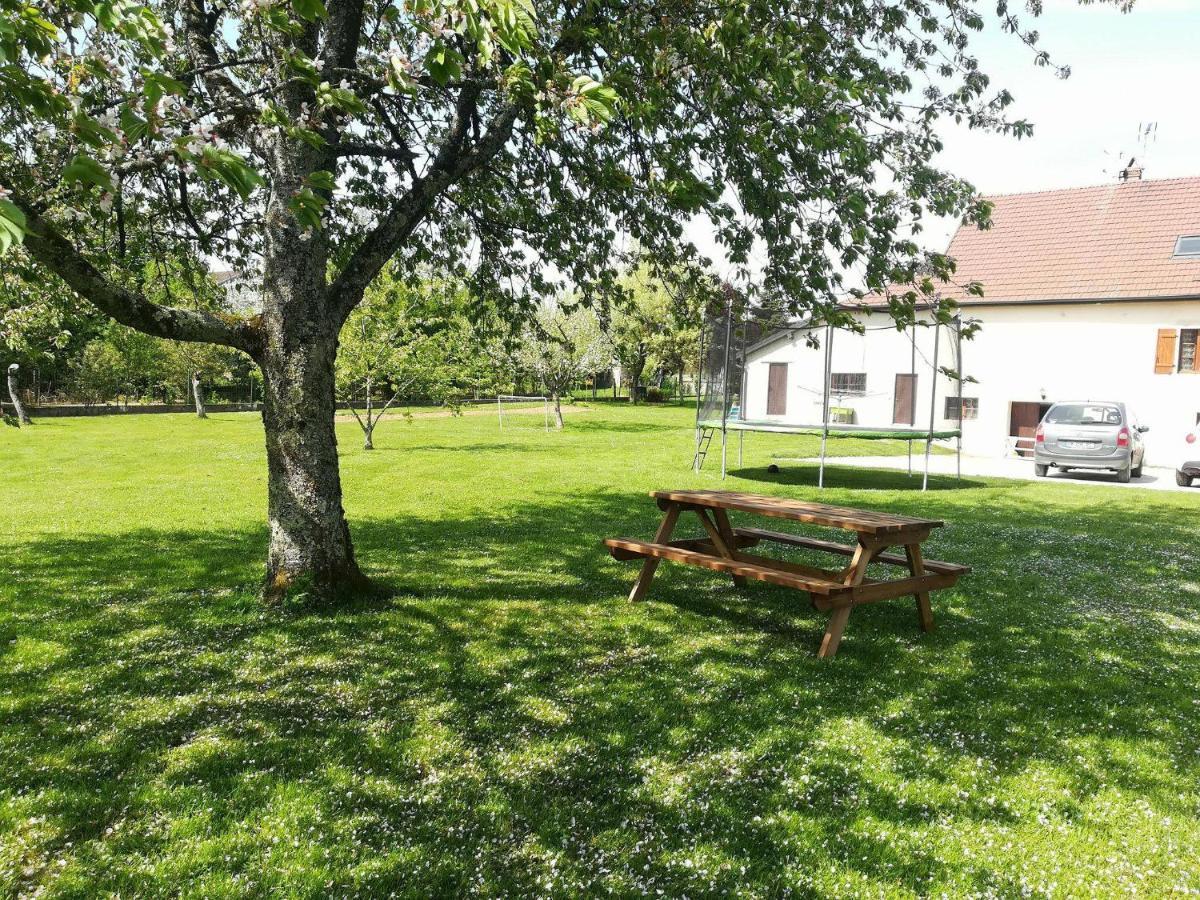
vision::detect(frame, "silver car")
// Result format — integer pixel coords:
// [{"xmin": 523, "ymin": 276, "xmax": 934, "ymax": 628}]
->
[{"xmin": 1034, "ymin": 401, "xmax": 1147, "ymax": 483}]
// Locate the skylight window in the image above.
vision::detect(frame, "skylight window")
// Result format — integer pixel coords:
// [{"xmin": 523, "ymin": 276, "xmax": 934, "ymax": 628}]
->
[{"xmin": 1175, "ymin": 235, "xmax": 1200, "ymax": 257}]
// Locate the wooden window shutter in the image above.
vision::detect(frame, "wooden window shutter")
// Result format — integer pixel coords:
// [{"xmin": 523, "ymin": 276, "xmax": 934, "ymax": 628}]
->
[{"xmin": 1154, "ymin": 329, "xmax": 1177, "ymax": 374}]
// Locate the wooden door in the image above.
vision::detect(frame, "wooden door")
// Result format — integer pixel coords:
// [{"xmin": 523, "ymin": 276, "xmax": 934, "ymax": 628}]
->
[
  {"xmin": 766, "ymin": 363, "xmax": 788, "ymax": 415},
  {"xmin": 893, "ymin": 373, "xmax": 916, "ymax": 425},
  {"xmin": 1009, "ymin": 401, "xmax": 1050, "ymax": 456}
]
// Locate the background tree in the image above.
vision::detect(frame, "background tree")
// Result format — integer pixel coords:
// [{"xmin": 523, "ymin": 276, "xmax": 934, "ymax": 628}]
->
[
  {"xmin": 71, "ymin": 342, "xmax": 126, "ymax": 407},
  {"xmin": 607, "ymin": 264, "xmax": 685, "ymax": 404},
  {"xmin": 6, "ymin": 363, "xmax": 30, "ymax": 425},
  {"xmin": 518, "ymin": 304, "xmax": 611, "ymax": 429},
  {"xmin": 0, "ymin": 0, "xmax": 1123, "ymax": 603},
  {"xmin": 165, "ymin": 341, "xmax": 239, "ymax": 417},
  {"xmin": 337, "ymin": 271, "xmax": 490, "ymax": 449},
  {"xmin": 1, "ymin": 270, "xmax": 99, "ymax": 405},
  {"xmin": 646, "ymin": 290, "xmax": 702, "ymax": 405}
]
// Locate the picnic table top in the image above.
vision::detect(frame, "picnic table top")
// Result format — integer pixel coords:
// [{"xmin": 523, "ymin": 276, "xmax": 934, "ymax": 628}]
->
[{"xmin": 651, "ymin": 489, "xmax": 943, "ymax": 535}]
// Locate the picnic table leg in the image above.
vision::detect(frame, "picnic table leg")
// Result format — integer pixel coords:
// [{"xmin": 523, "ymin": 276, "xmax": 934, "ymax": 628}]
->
[
  {"xmin": 628, "ymin": 503, "xmax": 681, "ymax": 602},
  {"xmin": 905, "ymin": 543, "xmax": 935, "ymax": 632},
  {"xmin": 710, "ymin": 508, "xmax": 748, "ymax": 587},
  {"xmin": 818, "ymin": 606, "xmax": 851, "ymax": 658},
  {"xmin": 819, "ymin": 537, "xmax": 882, "ymax": 658}
]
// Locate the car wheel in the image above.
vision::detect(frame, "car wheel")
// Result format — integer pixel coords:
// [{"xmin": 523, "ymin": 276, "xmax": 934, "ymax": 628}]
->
[
  {"xmin": 1178, "ymin": 470, "xmax": 1194, "ymax": 488},
  {"xmin": 1117, "ymin": 465, "xmax": 1131, "ymax": 484},
  {"xmin": 1132, "ymin": 462, "xmax": 1143, "ymax": 479},
  {"xmin": 1034, "ymin": 463, "xmax": 1048, "ymax": 477}
]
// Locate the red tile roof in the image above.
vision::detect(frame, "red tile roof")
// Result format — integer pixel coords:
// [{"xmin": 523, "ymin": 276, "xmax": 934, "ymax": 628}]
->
[{"xmin": 936, "ymin": 175, "xmax": 1200, "ymax": 304}]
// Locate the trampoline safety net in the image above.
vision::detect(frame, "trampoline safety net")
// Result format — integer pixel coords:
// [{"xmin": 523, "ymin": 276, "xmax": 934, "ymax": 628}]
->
[
  {"xmin": 693, "ymin": 297, "xmax": 965, "ymax": 491},
  {"xmin": 697, "ymin": 301, "xmax": 783, "ymax": 427}
]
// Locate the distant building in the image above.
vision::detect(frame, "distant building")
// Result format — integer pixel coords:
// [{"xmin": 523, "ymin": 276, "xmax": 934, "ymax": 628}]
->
[
  {"xmin": 743, "ymin": 165, "xmax": 1200, "ymax": 460},
  {"xmin": 211, "ymin": 270, "xmax": 262, "ymax": 315}
]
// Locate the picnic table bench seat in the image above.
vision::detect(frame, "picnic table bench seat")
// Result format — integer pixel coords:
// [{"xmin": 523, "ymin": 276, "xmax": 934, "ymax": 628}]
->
[{"xmin": 604, "ymin": 490, "xmax": 970, "ymax": 657}]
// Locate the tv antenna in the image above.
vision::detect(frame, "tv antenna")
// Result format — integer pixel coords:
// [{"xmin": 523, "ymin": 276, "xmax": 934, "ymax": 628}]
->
[{"xmin": 1102, "ymin": 122, "xmax": 1157, "ymax": 178}]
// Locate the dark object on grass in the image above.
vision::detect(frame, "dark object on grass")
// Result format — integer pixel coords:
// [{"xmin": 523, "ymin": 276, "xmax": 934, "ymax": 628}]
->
[{"xmin": 767, "ymin": 463, "xmax": 780, "ymax": 474}]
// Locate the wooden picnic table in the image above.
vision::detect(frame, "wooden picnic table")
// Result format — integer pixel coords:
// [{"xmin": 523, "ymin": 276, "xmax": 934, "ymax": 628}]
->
[{"xmin": 604, "ymin": 490, "xmax": 969, "ymax": 658}]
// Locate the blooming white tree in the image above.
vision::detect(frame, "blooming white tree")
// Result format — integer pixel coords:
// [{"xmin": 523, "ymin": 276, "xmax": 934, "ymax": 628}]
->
[{"xmin": 518, "ymin": 305, "xmax": 611, "ymax": 429}]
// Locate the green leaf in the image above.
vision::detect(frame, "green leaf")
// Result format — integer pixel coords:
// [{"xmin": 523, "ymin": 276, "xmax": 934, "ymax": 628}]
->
[
  {"xmin": 571, "ymin": 75, "xmax": 619, "ymax": 124},
  {"xmin": 0, "ymin": 199, "xmax": 27, "ymax": 256},
  {"xmin": 62, "ymin": 154, "xmax": 114, "ymax": 192},
  {"xmin": 292, "ymin": 0, "xmax": 327, "ymax": 21},
  {"xmin": 119, "ymin": 104, "xmax": 148, "ymax": 144},
  {"xmin": 287, "ymin": 187, "xmax": 326, "ymax": 230},
  {"xmin": 305, "ymin": 171, "xmax": 336, "ymax": 191},
  {"xmin": 195, "ymin": 148, "xmax": 264, "ymax": 200},
  {"xmin": 143, "ymin": 70, "xmax": 186, "ymax": 103},
  {"xmin": 425, "ymin": 43, "xmax": 463, "ymax": 87}
]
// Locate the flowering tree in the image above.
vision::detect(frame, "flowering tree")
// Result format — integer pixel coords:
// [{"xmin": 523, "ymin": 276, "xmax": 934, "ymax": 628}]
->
[
  {"xmin": 518, "ymin": 304, "xmax": 610, "ymax": 428},
  {"xmin": 0, "ymin": 0, "xmax": 1124, "ymax": 602}
]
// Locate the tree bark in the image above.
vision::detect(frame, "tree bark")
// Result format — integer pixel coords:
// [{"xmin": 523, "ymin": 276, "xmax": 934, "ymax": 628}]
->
[
  {"xmin": 362, "ymin": 376, "xmax": 374, "ymax": 450},
  {"xmin": 7, "ymin": 364, "xmax": 31, "ymax": 425},
  {"xmin": 191, "ymin": 371, "xmax": 208, "ymax": 418},
  {"xmin": 260, "ymin": 335, "xmax": 367, "ymax": 603},
  {"xmin": 257, "ymin": 184, "xmax": 368, "ymax": 604},
  {"xmin": 628, "ymin": 358, "xmax": 646, "ymax": 405},
  {"xmin": 552, "ymin": 392, "xmax": 564, "ymax": 429}
]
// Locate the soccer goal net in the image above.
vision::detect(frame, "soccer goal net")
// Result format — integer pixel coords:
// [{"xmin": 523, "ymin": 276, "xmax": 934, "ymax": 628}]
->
[{"xmin": 496, "ymin": 394, "xmax": 551, "ymax": 431}]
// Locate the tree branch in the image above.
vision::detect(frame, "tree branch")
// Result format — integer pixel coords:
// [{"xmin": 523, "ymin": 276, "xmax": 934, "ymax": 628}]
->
[
  {"xmin": 328, "ymin": 93, "xmax": 520, "ymax": 321},
  {"xmin": 333, "ymin": 142, "xmax": 417, "ymax": 163},
  {"xmin": 7, "ymin": 185, "xmax": 261, "ymax": 355},
  {"xmin": 180, "ymin": 0, "xmax": 256, "ymax": 120}
]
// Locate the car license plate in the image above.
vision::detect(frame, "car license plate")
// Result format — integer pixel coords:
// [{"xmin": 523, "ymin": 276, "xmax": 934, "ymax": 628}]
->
[{"xmin": 1060, "ymin": 440, "xmax": 1096, "ymax": 449}]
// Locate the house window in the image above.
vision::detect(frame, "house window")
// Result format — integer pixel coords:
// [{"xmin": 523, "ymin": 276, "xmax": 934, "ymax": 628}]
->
[
  {"xmin": 830, "ymin": 373, "xmax": 866, "ymax": 394},
  {"xmin": 1155, "ymin": 328, "xmax": 1200, "ymax": 374},
  {"xmin": 944, "ymin": 396, "xmax": 978, "ymax": 420},
  {"xmin": 1174, "ymin": 236, "xmax": 1200, "ymax": 257},
  {"xmin": 1181, "ymin": 329, "xmax": 1198, "ymax": 372}
]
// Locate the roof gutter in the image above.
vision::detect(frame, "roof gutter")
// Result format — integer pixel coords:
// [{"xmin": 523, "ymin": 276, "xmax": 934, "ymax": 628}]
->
[{"xmin": 849, "ymin": 293, "xmax": 1200, "ymax": 312}]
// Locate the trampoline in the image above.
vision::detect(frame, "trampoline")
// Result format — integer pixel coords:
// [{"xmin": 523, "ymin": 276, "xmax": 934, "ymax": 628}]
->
[{"xmin": 693, "ymin": 300, "xmax": 965, "ymax": 490}]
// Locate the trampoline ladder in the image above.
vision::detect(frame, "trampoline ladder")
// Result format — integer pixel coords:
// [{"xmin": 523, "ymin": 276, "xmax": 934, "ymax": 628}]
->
[{"xmin": 693, "ymin": 426, "xmax": 715, "ymax": 471}]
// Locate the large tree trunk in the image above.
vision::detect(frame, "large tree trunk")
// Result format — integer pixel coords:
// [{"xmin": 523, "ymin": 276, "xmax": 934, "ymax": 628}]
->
[
  {"xmin": 257, "ymin": 188, "xmax": 368, "ymax": 604},
  {"xmin": 260, "ymin": 335, "xmax": 367, "ymax": 603},
  {"xmin": 191, "ymin": 371, "xmax": 208, "ymax": 418},
  {"xmin": 552, "ymin": 392, "xmax": 564, "ymax": 429},
  {"xmin": 7, "ymin": 364, "xmax": 31, "ymax": 425}
]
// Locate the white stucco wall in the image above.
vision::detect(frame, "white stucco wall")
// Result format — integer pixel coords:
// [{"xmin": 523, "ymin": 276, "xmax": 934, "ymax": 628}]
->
[{"xmin": 743, "ymin": 300, "xmax": 1200, "ymax": 461}]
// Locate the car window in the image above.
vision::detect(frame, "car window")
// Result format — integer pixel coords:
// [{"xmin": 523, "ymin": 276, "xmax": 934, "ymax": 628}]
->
[{"xmin": 1045, "ymin": 404, "xmax": 1122, "ymax": 426}]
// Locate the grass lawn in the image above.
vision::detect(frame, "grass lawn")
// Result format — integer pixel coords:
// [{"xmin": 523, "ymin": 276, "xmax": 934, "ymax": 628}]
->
[{"xmin": 2, "ymin": 403, "xmax": 1199, "ymax": 897}]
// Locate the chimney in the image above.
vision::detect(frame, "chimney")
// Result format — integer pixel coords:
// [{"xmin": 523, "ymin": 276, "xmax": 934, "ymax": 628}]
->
[{"xmin": 1118, "ymin": 158, "xmax": 1144, "ymax": 183}]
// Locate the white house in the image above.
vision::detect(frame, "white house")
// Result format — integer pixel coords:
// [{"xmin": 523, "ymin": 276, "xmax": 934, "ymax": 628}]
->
[
  {"xmin": 743, "ymin": 167, "xmax": 1200, "ymax": 460},
  {"xmin": 212, "ymin": 270, "xmax": 262, "ymax": 315}
]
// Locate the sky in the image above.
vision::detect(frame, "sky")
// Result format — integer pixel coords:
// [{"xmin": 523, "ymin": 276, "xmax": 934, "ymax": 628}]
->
[{"xmin": 687, "ymin": 0, "xmax": 1200, "ymax": 274}]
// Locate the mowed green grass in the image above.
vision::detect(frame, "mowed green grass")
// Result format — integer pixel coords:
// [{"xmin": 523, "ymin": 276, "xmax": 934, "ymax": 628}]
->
[{"xmin": 2, "ymin": 403, "xmax": 1199, "ymax": 897}]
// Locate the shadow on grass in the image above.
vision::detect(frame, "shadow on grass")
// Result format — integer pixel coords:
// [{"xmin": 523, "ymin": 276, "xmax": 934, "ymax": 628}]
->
[
  {"xmin": 728, "ymin": 463, "xmax": 987, "ymax": 492},
  {"xmin": 357, "ymin": 441, "xmax": 564, "ymax": 455},
  {"xmin": 556, "ymin": 416, "xmax": 680, "ymax": 434},
  {"xmin": 2, "ymin": 487, "xmax": 1199, "ymax": 894}
]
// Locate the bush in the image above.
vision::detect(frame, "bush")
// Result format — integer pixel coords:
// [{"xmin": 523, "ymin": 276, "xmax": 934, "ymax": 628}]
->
[
  {"xmin": 71, "ymin": 343, "xmax": 126, "ymax": 406},
  {"xmin": 644, "ymin": 386, "xmax": 666, "ymax": 403}
]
